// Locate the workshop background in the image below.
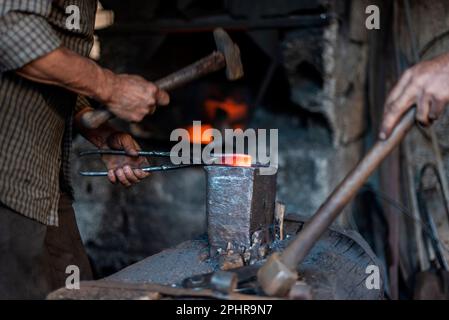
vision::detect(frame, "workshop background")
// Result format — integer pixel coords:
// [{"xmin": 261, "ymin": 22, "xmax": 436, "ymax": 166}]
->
[{"xmin": 71, "ymin": 0, "xmax": 449, "ymax": 299}]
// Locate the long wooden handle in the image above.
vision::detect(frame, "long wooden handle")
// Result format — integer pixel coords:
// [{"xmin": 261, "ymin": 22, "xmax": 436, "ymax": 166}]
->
[
  {"xmin": 280, "ymin": 108, "xmax": 416, "ymax": 270},
  {"xmin": 81, "ymin": 52, "xmax": 225, "ymax": 129}
]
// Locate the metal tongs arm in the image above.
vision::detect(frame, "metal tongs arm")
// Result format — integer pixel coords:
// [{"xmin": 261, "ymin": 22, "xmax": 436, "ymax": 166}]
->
[{"xmin": 78, "ymin": 150, "xmax": 197, "ymax": 176}]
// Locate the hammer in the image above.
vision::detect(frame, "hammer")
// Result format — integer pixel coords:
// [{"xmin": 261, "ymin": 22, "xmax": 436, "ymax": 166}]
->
[
  {"xmin": 257, "ymin": 108, "xmax": 417, "ymax": 297},
  {"xmin": 80, "ymin": 28, "xmax": 244, "ymax": 129}
]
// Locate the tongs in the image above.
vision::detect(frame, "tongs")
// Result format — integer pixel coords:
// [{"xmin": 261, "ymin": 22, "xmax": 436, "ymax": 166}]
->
[
  {"xmin": 78, "ymin": 149, "xmax": 252, "ymax": 176},
  {"xmin": 79, "ymin": 150, "xmax": 199, "ymax": 176}
]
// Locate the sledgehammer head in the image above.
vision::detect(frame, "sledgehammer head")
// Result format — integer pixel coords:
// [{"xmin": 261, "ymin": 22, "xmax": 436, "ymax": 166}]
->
[
  {"xmin": 257, "ymin": 252, "xmax": 298, "ymax": 297},
  {"xmin": 213, "ymin": 28, "xmax": 244, "ymax": 80}
]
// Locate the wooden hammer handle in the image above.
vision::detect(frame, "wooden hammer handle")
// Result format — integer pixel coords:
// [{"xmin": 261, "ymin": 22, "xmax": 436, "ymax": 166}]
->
[
  {"xmin": 80, "ymin": 52, "xmax": 225, "ymax": 129},
  {"xmin": 280, "ymin": 108, "xmax": 416, "ymax": 270}
]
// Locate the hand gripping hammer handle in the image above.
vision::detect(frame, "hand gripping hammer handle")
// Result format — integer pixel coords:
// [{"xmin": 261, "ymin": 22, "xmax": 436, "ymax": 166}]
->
[{"xmin": 81, "ymin": 51, "xmax": 226, "ymax": 129}]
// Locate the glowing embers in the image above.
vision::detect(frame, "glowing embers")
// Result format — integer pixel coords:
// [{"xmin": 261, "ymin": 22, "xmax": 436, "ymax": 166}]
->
[
  {"xmin": 204, "ymin": 97, "xmax": 248, "ymax": 124},
  {"xmin": 185, "ymin": 123, "xmax": 214, "ymax": 144},
  {"xmin": 186, "ymin": 96, "xmax": 249, "ymax": 145}
]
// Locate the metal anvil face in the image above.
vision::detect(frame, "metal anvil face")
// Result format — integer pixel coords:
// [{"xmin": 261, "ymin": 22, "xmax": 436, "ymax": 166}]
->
[{"xmin": 204, "ymin": 165, "xmax": 277, "ymax": 255}]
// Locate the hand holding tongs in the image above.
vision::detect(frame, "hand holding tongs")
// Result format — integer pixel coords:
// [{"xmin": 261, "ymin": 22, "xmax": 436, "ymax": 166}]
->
[
  {"xmin": 78, "ymin": 150, "xmax": 198, "ymax": 176},
  {"xmin": 78, "ymin": 150, "xmax": 252, "ymax": 177}
]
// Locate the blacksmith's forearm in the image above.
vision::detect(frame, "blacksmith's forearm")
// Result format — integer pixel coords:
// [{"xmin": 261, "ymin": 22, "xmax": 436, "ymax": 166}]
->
[{"xmin": 16, "ymin": 47, "xmax": 114, "ymax": 103}]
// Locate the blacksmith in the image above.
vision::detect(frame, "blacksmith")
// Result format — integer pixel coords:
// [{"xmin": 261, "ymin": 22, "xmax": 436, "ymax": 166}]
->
[{"xmin": 0, "ymin": 0, "xmax": 169, "ymax": 299}]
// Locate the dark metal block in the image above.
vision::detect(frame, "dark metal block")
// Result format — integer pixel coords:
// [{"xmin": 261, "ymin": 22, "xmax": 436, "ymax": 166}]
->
[{"xmin": 204, "ymin": 166, "xmax": 277, "ymax": 255}]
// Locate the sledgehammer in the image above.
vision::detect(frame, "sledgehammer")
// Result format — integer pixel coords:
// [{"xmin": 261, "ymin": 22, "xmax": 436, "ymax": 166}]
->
[{"xmin": 257, "ymin": 108, "xmax": 417, "ymax": 297}]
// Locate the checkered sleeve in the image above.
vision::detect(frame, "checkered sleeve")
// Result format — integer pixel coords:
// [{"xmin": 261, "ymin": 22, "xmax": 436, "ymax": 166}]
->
[
  {"xmin": 75, "ymin": 95, "xmax": 93, "ymax": 115},
  {"xmin": 0, "ymin": 0, "xmax": 62, "ymax": 72}
]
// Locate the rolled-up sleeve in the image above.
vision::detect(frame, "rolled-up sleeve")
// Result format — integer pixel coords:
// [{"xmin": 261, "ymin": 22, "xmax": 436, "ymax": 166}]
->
[
  {"xmin": 75, "ymin": 95, "xmax": 92, "ymax": 114},
  {"xmin": 0, "ymin": 0, "xmax": 62, "ymax": 72}
]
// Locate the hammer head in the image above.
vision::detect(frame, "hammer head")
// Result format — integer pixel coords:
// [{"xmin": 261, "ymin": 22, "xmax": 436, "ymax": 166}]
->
[
  {"xmin": 257, "ymin": 252, "xmax": 298, "ymax": 297},
  {"xmin": 213, "ymin": 28, "xmax": 244, "ymax": 81}
]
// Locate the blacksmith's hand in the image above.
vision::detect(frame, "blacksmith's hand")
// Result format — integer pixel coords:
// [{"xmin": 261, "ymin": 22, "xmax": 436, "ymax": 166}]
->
[
  {"xmin": 101, "ymin": 132, "xmax": 150, "ymax": 187},
  {"xmin": 379, "ymin": 52, "xmax": 449, "ymax": 140},
  {"xmin": 102, "ymin": 72, "xmax": 170, "ymax": 122}
]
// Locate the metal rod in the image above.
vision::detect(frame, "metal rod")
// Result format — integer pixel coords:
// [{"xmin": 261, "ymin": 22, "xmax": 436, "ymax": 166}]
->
[
  {"xmin": 80, "ymin": 164, "xmax": 197, "ymax": 176},
  {"xmin": 79, "ymin": 150, "xmax": 172, "ymax": 157},
  {"xmin": 279, "ymin": 108, "xmax": 416, "ymax": 270}
]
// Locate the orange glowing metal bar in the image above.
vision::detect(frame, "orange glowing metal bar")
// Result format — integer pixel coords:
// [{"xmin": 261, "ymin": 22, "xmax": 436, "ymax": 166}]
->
[{"xmin": 216, "ymin": 154, "xmax": 252, "ymax": 167}]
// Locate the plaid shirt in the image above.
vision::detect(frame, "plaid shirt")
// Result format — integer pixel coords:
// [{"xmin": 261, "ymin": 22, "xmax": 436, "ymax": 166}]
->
[{"xmin": 0, "ymin": 0, "xmax": 97, "ymax": 225}]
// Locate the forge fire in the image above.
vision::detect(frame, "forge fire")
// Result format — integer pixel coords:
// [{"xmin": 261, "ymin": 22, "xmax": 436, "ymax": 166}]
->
[{"xmin": 2, "ymin": 0, "xmax": 449, "ymax": 309}]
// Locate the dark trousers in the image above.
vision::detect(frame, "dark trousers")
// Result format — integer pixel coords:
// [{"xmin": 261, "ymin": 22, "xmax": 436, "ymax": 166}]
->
[{"xmin": 0, "ymin": 194, "xmax": 93, "ymax": 299}]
